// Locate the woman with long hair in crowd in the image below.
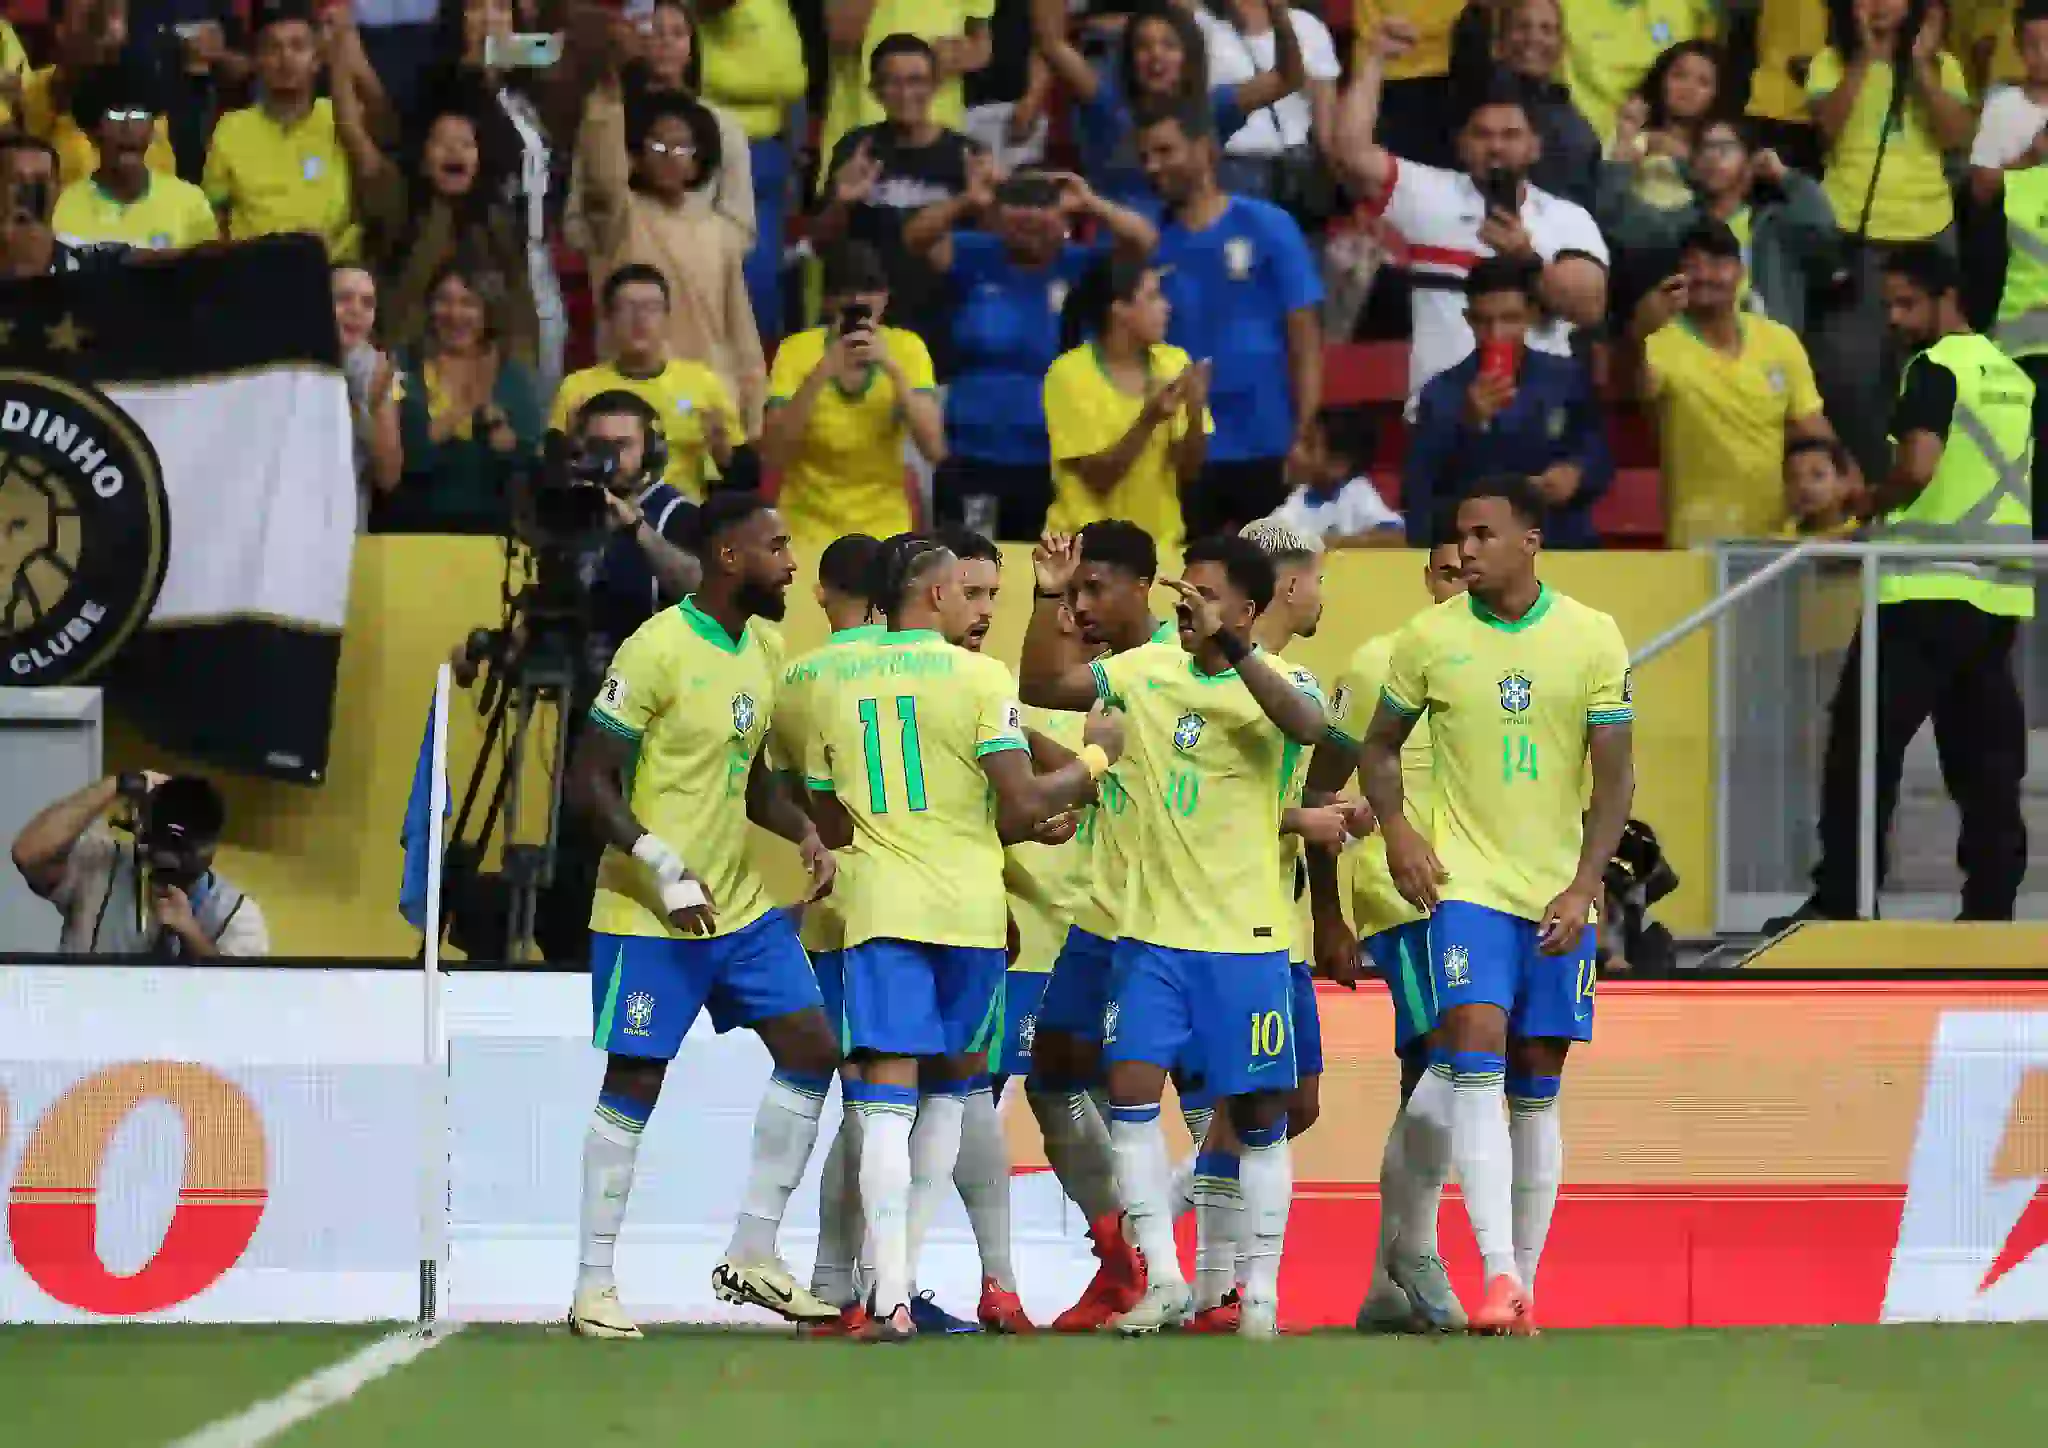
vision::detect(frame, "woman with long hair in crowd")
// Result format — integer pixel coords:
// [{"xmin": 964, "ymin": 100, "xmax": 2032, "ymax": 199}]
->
[
  {"xmin": 902, "ymin": 161, "xmax": 1160, "ymax": 539},
  {"xmin": 333, "ymin": 263, "xmax": 404, "ymax": 530},
  {"xmin": 380, "ymin": 259, "xmax": 545, "ymax": 535},
  {"xmin": 1609, "ymin": 39, "xmax": 1728, "ymax": 213}
]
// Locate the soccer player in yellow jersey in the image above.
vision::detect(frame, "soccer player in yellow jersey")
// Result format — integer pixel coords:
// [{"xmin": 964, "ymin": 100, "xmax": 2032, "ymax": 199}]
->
[
  {"xmin": 810, "ymin": 538, "xmax": 1120, "ymax": 1341},
  {"xmin": 1309, "ymin": 533, "xmax": 1470, "ymax": 1335},
  {"xmin": 1017, "ymin": 520, "xmax": 1176, "ymax": 1330},
  {"xmin": 564, "ymin": 493, "xmax": 843, "ymax": 1340},
  {"xmin": 1358, "ymin": 476, "xmax": 1635, "ymax": 1336}
]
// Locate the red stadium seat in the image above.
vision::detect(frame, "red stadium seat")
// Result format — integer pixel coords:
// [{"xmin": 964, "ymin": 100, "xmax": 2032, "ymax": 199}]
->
[
  {"xmin": 1592, "ymin": 468, "xmax": 1666, "ymax": 546},
  {"xmin": 1324, "ymin": 341, "xmax": 1409, "ymax": 407}
]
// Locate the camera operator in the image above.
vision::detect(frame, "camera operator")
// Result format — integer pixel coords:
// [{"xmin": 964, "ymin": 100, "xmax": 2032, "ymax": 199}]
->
[
  {"xmin": 10, "ymin": 772, "xmax": 269, "ymax": 959},
  {"xmin": 566, "ymin": 389, "xmax": 704, "ymax": 658}
]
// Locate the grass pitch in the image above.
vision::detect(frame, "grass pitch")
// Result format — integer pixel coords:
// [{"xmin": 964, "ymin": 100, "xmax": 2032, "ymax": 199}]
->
[{"xmin": 8, "ymin": 1323, "xmax": 2047, "ymax": 1447}]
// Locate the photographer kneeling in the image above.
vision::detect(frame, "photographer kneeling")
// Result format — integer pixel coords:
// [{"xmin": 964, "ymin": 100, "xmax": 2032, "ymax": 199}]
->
[{"xmin": 11, "ymin": 772, "xmax": 269, "ymax": 959}]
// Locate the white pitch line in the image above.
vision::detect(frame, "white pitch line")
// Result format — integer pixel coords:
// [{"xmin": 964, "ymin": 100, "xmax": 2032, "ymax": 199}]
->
[{"xmin": 164, "ymin": 1322, "xmax": 466, "ymax": 1448}]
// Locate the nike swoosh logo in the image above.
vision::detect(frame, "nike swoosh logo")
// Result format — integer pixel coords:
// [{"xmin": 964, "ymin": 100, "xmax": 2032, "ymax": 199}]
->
[{"xmin": 1443, "ymin": 654, "xmax": 1472, "ymax": 666}]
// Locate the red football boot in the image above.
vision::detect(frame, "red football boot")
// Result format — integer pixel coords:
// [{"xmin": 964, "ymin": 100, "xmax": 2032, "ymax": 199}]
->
[{"xmin": 977, "ymin": 1277, "xmax": 1035, "ymax": 1334}]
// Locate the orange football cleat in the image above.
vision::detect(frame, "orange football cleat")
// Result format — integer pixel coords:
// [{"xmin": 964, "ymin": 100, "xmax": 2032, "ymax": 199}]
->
[
  {"xmin": 1183, "ymin": 1289, "xmax": 1243, "ymax": 1334},
  {"xmin": 1468, "ymin": 1274, "xmax": 1532, "ymax": 1336},
  {"xmin": 800, "ymin": 1302, "xmax": 869, "ymax": 1338},
  {"xmin": 1052, "ymin": 1212, "xmax": 1148, "ymax": 1331},
  {"xmin": 977, "ymin": 1278, "xmax": 1035, "ymax": 1334}
]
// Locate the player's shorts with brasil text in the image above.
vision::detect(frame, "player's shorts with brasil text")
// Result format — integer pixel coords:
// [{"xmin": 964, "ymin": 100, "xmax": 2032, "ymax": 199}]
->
[
  {"xmin": 1035, "ymin": 925, "xmax": 1117, "ymax": 1043},
  {"xmin": 1428, "ymin": 899, "xmax": 1596, "ymax": 1042},
  {"xmin": 592, "ymin": 909, "xmax": 823, "ymax": 1059},
  {"xmin": 997, "ymin": 966, "xmax": 1052, "ymax": 1078},
  {"xmin": 1363, "ymin": 918, "xmax": 1436, "ymax": 1053},
  {"xmin": 1104, "ymin": 940, "xmax": 1297, "ymax": 1099},
  {"xmin": 840, "ymin": 938, "xmax": 1008, "ymax": 1058}
]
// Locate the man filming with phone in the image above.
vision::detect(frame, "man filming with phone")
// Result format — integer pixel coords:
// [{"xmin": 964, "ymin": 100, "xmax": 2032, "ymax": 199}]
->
[
  {"xmin": 760, "ymin": 240, "xmax": 945, "ymax": 543},
  {"xmin": 11, "ymin": 772, "xmax": 270, "ymax": 959},
  {"xmin": 1336, "ymin": 19, "xmax": 1608, "ymax": 406}
]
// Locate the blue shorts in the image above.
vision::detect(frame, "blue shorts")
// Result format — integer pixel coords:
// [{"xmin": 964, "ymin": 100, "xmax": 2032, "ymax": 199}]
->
[
  {"xmin": 1429, "ymin": 900, "xmax": 1596, "ymax": 1043},
  {"xmin": 591, "ymin": 910, "xmax": 822, "ymax": 1059},
  {"xmin": 1036, "ymin": 926, "xmax": 1116, "ymax": 1041},
  {"xmin": 814, "ymin": 947, "xmax": 846, "ymax": 1030},
  {"xmin": 1104, "ymin": 940, "xmax": 1296, "ymax": 1100},
  {"xmin": 1364, "ymin": 919, "xmax": 1437, "ymax": 1052},
  {"xmin": 997, "ymin": 967, "xmax": 1051, "ymax": 1079},
  {"xmin": 841, "ymin": 938, "xmax": 1008, "ymax": 1059},
  {"xmin": 1289, "ymin": 961, "xmax": 1324, "ymax": 1079}
]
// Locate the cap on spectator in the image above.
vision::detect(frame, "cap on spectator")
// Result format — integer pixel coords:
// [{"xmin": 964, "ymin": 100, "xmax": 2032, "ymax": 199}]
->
[
  {"xmin": 251, "ymin": 0, "xmax": 317, "ymax": 38},
  {"xmin": 1678, "ymin": 218, "xmax": 1742, "ymax": 262},
  {"xmin": 821, "ymin": 240, "xmax": 890, "ymax": 299},
  {"xmin": 69, "ymin": 57, "xmax": 161, "ymax": 132}
]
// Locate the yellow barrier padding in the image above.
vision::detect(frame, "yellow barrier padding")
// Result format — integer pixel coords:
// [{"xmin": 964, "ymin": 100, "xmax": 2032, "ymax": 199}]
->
[{"xmin": 1742, "ymin": 921, "xmax": 2048, "ymax": 971}]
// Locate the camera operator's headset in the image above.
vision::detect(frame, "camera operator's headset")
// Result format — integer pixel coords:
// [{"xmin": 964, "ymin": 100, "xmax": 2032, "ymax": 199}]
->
[{"xmin": 577, "ymin": 389, "xmax": 668, "ymax": 487}]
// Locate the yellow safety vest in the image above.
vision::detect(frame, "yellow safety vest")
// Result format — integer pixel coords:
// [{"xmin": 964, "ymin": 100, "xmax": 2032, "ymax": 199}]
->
[
  {"xmin": 1876, "ymin": 331, "xmax": 2036, "ymax": 618},
  {"xmin": 1998, "ymin": 166, "xmax": 2048, "ymax": 361}
]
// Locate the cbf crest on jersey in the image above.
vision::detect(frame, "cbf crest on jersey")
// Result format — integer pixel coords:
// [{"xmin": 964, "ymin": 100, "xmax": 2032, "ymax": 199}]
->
[
  {"xmin": 731, "ymin": 691, "xmax": 757, "ymax": 736},
  {"xmin": 1224, "ymin": 236, "xmax": 1253, "ymax": 280},
  {"xmin": 1173, "ymin": 710, "xmax": 1205, "ymax": 751},
  {"xmin": 624, "ymin": 990, "xmax": 655, "ymax": 1035},
  {"xmin": 1442, "ymin": 944, "xmax": 1471, "ymax": 988},
  {"xmin": 1499, "ymin": 671, "xmax": 1533, "ymax": 714}
]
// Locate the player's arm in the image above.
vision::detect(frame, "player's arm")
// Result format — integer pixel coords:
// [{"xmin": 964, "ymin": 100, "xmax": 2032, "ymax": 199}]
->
[
  {"xmin": 1540, "ymin": 629, "xmax": 1637, "ymax": 953},
  {"xmin": 982, "ymin": 705, "xmax": 1123, "ymax": 844},
  {"xmin": 747, "ymin": 754, "xmax": 836, "ymax": 901},
  {"xmin": 1018, "ymin": 535, "xmax": 1103, "ymax": 710},
  {"xmin": 1302, "ymin": 732, "xmax": 1361, "ymax": 968},
  {"xmin": 1360, "ymin": 690, "xmax": 1447, "ymax": 912},
  {"xmin": 1232, "ymin": 649, "xmax": 1326, "ymax": 745}
]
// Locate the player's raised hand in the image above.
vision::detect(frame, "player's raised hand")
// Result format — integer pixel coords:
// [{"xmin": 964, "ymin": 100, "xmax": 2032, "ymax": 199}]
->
[
  {"xmin": 1383, "ymin": 817, "xmax": 1448, "ymax": 913},
  {"xmin": 1082, "ymin": 700, "xmax": 1125, "ymax": 764},
  {"xmin": 799, "ymin": 833, "xmax": 837, "ymax": 902},
  {"xmin": 1538, "ymin": 884, "xmax": 1596, "ymax": 955},
  {"xmin": 1032, "ymin": 530, "xmax": 1081, "ymax": 595},
  {"xmin": 1161, "ymin": 576, "xmax": 1224, "ymax": 641},
  {"xmin": 1313, "ymin": 913, "xmax": 1361, "ymax": 989}
]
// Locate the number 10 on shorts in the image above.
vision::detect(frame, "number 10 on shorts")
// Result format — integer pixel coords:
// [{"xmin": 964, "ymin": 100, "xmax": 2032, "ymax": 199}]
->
[{"xmin": 1250, "ymin": 1008, "xmax": 1287, "ymax": 1060}]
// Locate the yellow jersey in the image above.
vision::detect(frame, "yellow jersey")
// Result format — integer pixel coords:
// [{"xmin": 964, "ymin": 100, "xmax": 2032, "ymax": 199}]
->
[
  {"xmin": 1044, "ymin": 342, "xmax": 1210, "ymax": 559},
  {"xmin": 819, "ymin": 0, "xmax": 997, "ymax": 165},
  {"xmin": 771, "ymin": 623, "xmax": 884, "ymax": 954},
  {"xmin": 810, "ymin": 629, "xmax": 1029, "ymax": 950},
  {"xmin": 1352, "ymin": 0, "xmax": 1463, "ymax": 81},
  {"xmin": 1092, "ymin": 642, "xmax": 1325, "ymax": 955},
  {"xmin": 1560, "ymin": 0, "xmax": 1718, "ymax": 139},
  {"xmin": 17, "ymin": 68, "xmax": 178, "ymax": 188},
  {"xmin": 1747, "ymin": 0, "xmax": 1830, "ymax": 124},
  {"xmin": 1328, "ymin": 631, "xmax": 1435, "ymax": 939},
  {"xmin": 1644, "ymin": 315, "xmax": 1825, "ymax": 547},
  {"xmin": 1381, "ymin": 586, "xmax": 1631, "ymax": 922},
  {"xmin": 1805, "ymin": 48, "xmax": 1970, "ymax": 241},
  {"xmin": 52, "ymin": 174, "xmax": 217, "ymax": 251},
  {"xmin": 1270, "ymin": 651, "xmax": 1320, "ymax": 965},
  {"xmin": 766, "ymin": 325, "xmax": 934, "ymax": 545},
  {"xmin": 202, "ymin": 98, "xmax": 360, "ymax": 261},
  {"xmin": 1003, "ymin": 705, "xmax": 1091, "ymax": 973},
  {"xmin": 1069, "ymin": 617, "xmax": 1177, "ymax": 941},
  {"xmin": 587, "ymin": 597, "xmax": 787, "ymax": 939},
  {"xmin": 699, "ymin": 0, "xmax": 811, "ymax": 140},
  {"xmin": 550, "ymin": 359, "xmax": 742, "ymax": 500}
]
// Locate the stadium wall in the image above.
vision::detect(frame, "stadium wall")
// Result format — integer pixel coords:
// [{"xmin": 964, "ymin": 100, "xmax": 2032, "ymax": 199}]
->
[
  {"xmin": 92, "ymin": 539, "xmax": 1719, "ymax": 955},
  {"xmin": 3, "ymin": 966, "xmax": 2044, "ymax": 1328}
]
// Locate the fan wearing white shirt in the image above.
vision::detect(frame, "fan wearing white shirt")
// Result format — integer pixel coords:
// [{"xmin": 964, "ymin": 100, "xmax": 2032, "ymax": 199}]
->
[
  {"xmin": 1267, "ymin": 413, "xmax": 1405, "ymax": 546},
  {"xmin": 1193, "ymin": 0, "xmax": 1343, "ymax": 158},
  {"xmin": 1332, "ymin": 19, "xmax": 1609, "ymax": 404},
  {"xmin": 1966, "ymin": 0, "xmax": 2048, "ymax": 202}
]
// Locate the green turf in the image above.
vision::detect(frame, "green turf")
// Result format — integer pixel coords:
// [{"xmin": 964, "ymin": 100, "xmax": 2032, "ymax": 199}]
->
[
  {"xmin": 0, "ymin": 1324, "xmax": 384, "ymax": 1448},
  {"xmin": 270, "ymin": 1325, "xmax": 2048, "ymax": 1448}
]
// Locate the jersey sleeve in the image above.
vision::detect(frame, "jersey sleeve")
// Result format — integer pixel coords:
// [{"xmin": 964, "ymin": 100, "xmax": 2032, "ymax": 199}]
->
[
  {"xmin": 1585, "ymin": 615, "xmax": 1634, "ymax": 727},
  {"xmin": 1780, "ymin": 328, "xmax": 1824, "ymax": 420},
  {"xmin": 974, "ymin": 660, "xmax": 1030, "ymax": 758},
  {"xmin": 1282, "ymin": 661, "xmax": 1328, "ymax": 713},
  {"xmin": 1380, "ymin": 623, "xmax": 1429, "ymax": 718},
  {"xmin": 1327, "ymin": 641, "xmax": 1388, "ymax": 746},
  {"xmin": 1262, "ymin": 203, "xmax": 1324, "ymax": 314},
  {"xmin": 897, "ymin": 329, "xmax": 937, "ymax": 391},
  {"xmin": 546, "ymin": 375, "xmax": 579, "ymax": 432},
  {"xmin": 766, "ymin": 329, "xmax": 813, "ymax": 404},
  {"xmin": 590, "ymin": 622, "xmax": 671, "ymax": 740},
  {"xmin": 1089, "ymin": 645, "xmax": 1140, "ymax": 708}
]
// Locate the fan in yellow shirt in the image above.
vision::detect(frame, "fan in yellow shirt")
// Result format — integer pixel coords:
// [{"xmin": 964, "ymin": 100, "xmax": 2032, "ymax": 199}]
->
[
  {"xmin": 0, "ymin": 21, "xmax": 27, "ymax": 128},
  {"xmin": 15, "ymin": 22, "xmax": 178, "ymax": 190},
  {"xmin": 53, "ymin": 65, "xmax": 217, "ymax": 251},
  {"xmin": 1044, "ymin": 259, "xmax": 1212, "ymax": 559},
  {"xmin": 1805, "ymin": 18, "xmax": 1976, "ymax": 241},
  {"xmin": 761, "ymin": 243, "xmax": 945, "ymax": 547},
  {"xmin": 203, "ymin": 9, "xmax": 359, "ymax": 259},
  {"xmin": 551, "ymin": 264, "xmax": 742, "ymax": 499},
  {"xmin": 1560, "ymin": 0, "xmax": 1718, "ymax": 139}
]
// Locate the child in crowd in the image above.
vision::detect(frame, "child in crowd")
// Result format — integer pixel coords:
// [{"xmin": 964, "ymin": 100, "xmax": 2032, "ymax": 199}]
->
[
  {"xmin": 1611, "ymin": 40, "xmax": 1727, "ymax": 213},
  {"xmin": 1266, "ymin": 413, "xmax": 1404, "ymax": 546},
  {"xmin": 1779, "ymin": 435, "xmax": 1862, "ymax": 537}
]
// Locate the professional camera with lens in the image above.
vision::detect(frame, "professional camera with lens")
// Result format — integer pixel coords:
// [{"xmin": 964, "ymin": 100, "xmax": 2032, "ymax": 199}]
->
[{"xmin": 524, "ymin": 430, "xmax": 618, "ymax": 551}]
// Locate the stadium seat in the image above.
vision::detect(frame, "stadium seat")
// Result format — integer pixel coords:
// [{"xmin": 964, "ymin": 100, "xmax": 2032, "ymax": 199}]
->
[
  {"xmin": 1593, "ymin": 468, "xmax": 1666, "ymax": 545},
  {"xmin": 1323, "ymin": 341, "xmax": 1409, "ymax": 407}
]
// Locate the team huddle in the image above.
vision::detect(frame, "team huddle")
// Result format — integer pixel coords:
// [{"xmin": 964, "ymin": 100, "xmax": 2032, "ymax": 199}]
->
[{"xmin": 561, "ymin": 471, "xmax": 1635, "ymax": 1342}]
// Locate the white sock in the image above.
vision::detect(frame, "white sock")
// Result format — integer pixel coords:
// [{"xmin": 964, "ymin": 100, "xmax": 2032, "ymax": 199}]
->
[
  {"xmin": 1191, "ymin": 1149, "xmax": 1241, "ymax": 1308},
  {"xmin": 856, "ymin": 1086, "xmax": 917, "ymax": 1312},
  {"xmin": 1174, "ymin": 1106, "xmax": 1213, "ymax": 1216},
  {"xmin": 1029, "ymin": 1087, "xmax": 1120, "ymax": 1222},
  {"xmin": 576, "ymin": 1100, "xmax": 646, "ymax": 1295},
  {"xmin": 1368, "ymin": 1111, "xmax": 1406, "ymax": 1299},
  {"xmin": 1509, "ymin": 1083, "xmax": 1564, "ymax": 1291},
  {"xmin": 1108, "ymin": 1104, "xmax": 1183, "ymax": 1289},
  {"xmin": 727, "ymin": 1072, "xmax": 828, "ymax": 1264},
  {"xmin": 906, "ymin": 1088, "xmax": 967, "ymax": 1284},
  {"xmin": 1447, "ymin": 1057, "xmax": 1516, "ymax": 1282},
  {"xmin": 953, "ymin": 1084, "xmax": 1016, "ymax": 1291},
  {"xmin": 1394, "ymin": 1093, "xmax": 1452, "ymax": 1259},
  {"xmin": 1237, "ymin": 1129, "xmax": 1292, "ymax": 1307},
  {"xmin": 810, "ymin": 1095, "xmax": 862, "ymax": 1305}
]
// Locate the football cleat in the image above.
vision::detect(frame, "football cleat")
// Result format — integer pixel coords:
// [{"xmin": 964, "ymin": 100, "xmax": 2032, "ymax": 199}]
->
[
  {"xmin": 1051, "ymin": 1212, "xmax": 1148, "ymax": 1331},
  {"xmin": 860, "ymin": 1302, "xmax": 917, "ymax": 1344},
  {"xmin": 568, "ymin": 1283, "xmax": 642, "ymax": 1340},
  {"xmin": 1387, "ymin": 1252, "xmax": 1468, "ymax": 1333},
  {"xmin": 712, "ymin": 1258, "xmax": 841, "ymax": 1324},
  {"xmin": 908, "ymin": 1290, "xmax": 980, "ymax": 1335},
  {"xmin": 1237, "ymin": 1296, "xmax": 1279, "ymax": 1340},
  {"xmin": 1112, "ymin": 1278, "xmax": 1193, "ymax": 1336},
  {"xmin": 1183, "ymin": 1289, "xmax": 1243, "ymax": 1334},
  {"xmin": 1355, "ymin": 1277, "xmax": 1420, "ymax": 1335},
  {"xmin": 1469, "ymin": 1273, "xmax": 1532, "ymax": 1336},
  {"xmin": 977, "ymin": 1278, "xmax": 1035, "ymax": 1334},
  {"xmin": 799, "ymin": 1302, "xmax": 869, "ymax": 1338}
]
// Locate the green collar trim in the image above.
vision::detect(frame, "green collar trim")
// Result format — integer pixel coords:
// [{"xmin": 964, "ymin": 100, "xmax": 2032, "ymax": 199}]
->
[
  {"xmin": 679, "ymin": 595, "xmax": 746, "ymax": 653},
  {"xmin": 1468, "ymin": 583, "xmax": 1553, "ymax": 633},
  {"xmin": 1188, "ymin": 644, "xmax": 1260, "ymax": 682},
  {"xmin": 880, "ymin": 628, "xmax": 941, "ymax": 644},
  {"xmin": 1148, "ymin": 617, "xmax": 1175, "ymax": 644},
  {"xmin": 829, "ymin": 623, "xmax": 884, "ymax": 643}
]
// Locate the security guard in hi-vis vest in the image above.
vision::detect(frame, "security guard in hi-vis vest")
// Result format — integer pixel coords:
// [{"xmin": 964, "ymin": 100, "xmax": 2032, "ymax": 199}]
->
[
  {"xmin": 1993, "ymin": 161, "xmax": 2048, "ymax": 511},
  {"xmin": 1786, "ymin": 244, "xmax": 2041, "ymax": 926}
]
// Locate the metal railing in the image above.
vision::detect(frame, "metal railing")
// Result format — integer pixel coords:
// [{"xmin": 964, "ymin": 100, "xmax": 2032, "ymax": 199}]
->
[{"xmin": 1630, "ymin": 542, "xmax": 2048, "ymax": 928}]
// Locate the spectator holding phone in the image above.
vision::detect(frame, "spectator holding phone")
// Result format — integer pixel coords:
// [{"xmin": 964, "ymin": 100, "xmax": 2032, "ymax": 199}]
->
[
  {"xmin": 903, "ymin": 159, "xmax": 1159, "ymax": 539},
  {"xmin": 1043, "ymin": 256, "xmax": 1213, "ymax": 554},
  {"xmin": 760, "ymin": 241, "xmax": 945, "ymax": 544},
  {"xmin": 1403, "ymin": 255, "xmax": 1610, "ymax": 547},
  {"xmin": 53, "ymin": 60, "xmax": 218, "ymax": 250},
  {"xmin": 1341, "ymin": 22, "xmax": 1609, "ymax": 403}
]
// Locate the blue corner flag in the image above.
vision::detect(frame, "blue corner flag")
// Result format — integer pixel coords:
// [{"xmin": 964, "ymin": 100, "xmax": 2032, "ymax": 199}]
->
[{"xmin": 398, "ymin": 693, "xmax": 446, "ymax": 931}]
